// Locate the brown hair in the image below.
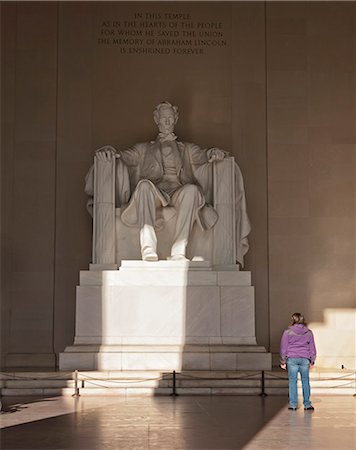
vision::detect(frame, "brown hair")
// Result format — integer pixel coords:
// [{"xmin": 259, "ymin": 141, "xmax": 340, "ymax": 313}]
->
[{"xmin": 290, "ymin": 312, "xmax": 306, "ymax": 326}]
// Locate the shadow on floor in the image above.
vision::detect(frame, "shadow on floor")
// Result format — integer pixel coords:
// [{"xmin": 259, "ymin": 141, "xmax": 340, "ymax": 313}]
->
[{"xmin": 1, "ymin": 395, "xmax": 288, "ymax": 449}]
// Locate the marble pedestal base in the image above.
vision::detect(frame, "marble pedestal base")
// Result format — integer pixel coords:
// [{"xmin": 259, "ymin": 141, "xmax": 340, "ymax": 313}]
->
[{"xmin": 59, "ymin": 261, "xmax": 271, "ymax": 371}]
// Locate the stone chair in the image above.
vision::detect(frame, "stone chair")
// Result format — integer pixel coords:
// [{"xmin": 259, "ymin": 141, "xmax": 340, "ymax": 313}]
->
[{"xmin": 90, "ymin": 155, "xmax": 239, "ymax": 268}]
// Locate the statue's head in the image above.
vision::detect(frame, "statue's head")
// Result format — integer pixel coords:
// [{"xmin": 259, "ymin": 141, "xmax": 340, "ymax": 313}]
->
[{"xmin": 153, "ymin": 101, "xmax": 179, "ymax": 134}]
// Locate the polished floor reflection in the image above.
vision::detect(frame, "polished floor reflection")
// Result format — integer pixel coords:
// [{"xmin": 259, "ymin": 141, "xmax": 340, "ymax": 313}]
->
[{"xmin": 1, "ymin": 395, "xmax": 355, "ymax": 449}]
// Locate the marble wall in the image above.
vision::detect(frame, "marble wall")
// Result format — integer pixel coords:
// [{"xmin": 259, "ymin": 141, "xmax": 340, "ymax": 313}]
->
[
  {"xmin": 267, "ymin": 2, "xmax": 356, "ymax": 368},
  {"xmin": 1, "ymin": 1, "xmax": 355, "ymax": 369}
]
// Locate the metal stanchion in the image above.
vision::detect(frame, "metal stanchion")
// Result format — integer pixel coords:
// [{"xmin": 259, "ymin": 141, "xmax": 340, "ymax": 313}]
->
[
  {"xmin": 72, "ymin": 370, "xmax": 81, "ymax": 397},
  {"xmin": 259, "ymin": 370, "xmax": 268, "ymax": 397},
  {"xmin": 170, "ymin": 370, "xmax": 179, "ymax": 397}
]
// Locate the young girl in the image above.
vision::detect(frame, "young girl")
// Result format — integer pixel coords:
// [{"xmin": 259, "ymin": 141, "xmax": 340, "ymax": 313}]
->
[{"xmin": 280, "ymin": 312, "xmax": 317, "ymax": 410}]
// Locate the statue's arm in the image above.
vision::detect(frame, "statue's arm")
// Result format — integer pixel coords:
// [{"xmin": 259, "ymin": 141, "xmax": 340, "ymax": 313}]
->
[
  {"xmin": 187, "ymin": 143, "xmax": 209, "ymax": 165},
  {"xmin": 94, "ymin": 144, "xmax": 141, "ymax": 167},
  {"xmin": 188, "ymin": 143, "xmax": 228, "ymax": 165},
  {"xmin": 119, "ymin": 144, "xmax": 142, "ymax": 167}
]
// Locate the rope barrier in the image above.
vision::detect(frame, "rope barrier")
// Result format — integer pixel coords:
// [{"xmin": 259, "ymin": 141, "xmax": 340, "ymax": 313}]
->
[
  {"xmin": 79, "ymin": 377, "xmax": 169, "ymax": 385},
  {"xmin": 74, "ymin": 370, "xmax": 356, "ymax": 396},
  {"xmin": 1, "ymin": 370, "xmax": 354, "ymax": 382},
  {"xmin": 0, "ymin": 372, "xmax": 73, "ymax": 380},
  {"xmin": 177, "ymin": 372, "xmax": 261, "ymax": 381},
  {"xmin": 76, "ymin": 373, "xmax": 355, "ymax": 394},
  {"xmin": 1, "ymin": 370, "xmax": 355, "ymax": 397},
  {"xmin": 79, "ymin": 372, "xmax": 173, "ymax": 383},
  {"xmin": 311, "ymin": 380, "xmax": 356, "ymax": 389},
  {"xmin": 1, "ymin": 370, "xmax": 355, "ymax": 383},
  {"xmin": 84, "ymin": 380, "xmax": 117, "ymax": 388},
  {"xmin": 264, "ymin": 371, "xmax": 356, "ymax": 381}
]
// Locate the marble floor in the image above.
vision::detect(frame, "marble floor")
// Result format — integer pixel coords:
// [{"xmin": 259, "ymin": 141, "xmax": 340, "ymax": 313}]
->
[{"xmin": 0, "ymin": 395, "xmax": 355, "ymax": 449}]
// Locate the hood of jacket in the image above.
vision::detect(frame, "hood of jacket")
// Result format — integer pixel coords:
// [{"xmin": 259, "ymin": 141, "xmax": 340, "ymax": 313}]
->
[{"xmin": 289, "ymin": 324, "xmax": 310, "ymax": 335}]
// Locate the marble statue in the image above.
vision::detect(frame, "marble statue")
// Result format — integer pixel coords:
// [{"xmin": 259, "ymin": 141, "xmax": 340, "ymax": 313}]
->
[{"xmin": 85, "ymin": 101, "xmax": 251, "ymax": 265}]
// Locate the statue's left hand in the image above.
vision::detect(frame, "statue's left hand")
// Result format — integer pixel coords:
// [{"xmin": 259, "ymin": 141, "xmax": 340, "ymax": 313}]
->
[{"xmin": 208, "ymin": 147, "xmax": 227, "ymax": 163}]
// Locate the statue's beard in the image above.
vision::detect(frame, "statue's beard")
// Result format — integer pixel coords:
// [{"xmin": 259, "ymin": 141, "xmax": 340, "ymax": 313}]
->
[
  {"xmin": 158, "ymin": 126, "xmax": 174, "ymax": 135},
  {"xmin": 157, "ymin": 131, "xmax": 177, "ymax": 142}
]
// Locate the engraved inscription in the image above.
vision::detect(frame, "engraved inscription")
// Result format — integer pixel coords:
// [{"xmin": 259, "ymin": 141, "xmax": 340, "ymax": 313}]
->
[{"xmin": 97, "ymin": 11, "xmax": 228, "ymax": 55}]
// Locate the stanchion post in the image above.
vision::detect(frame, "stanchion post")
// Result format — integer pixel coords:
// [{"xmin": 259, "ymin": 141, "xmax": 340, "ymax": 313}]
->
[
  {"xmin": 72, "ymin": 370, "xmax": 81, "ymax": 397},
  {"xmin": 259, "ymin": 370, "xmax": 268, "ymax": 397},
  {"xmin": 170, "ymin": 370, "xmax": 179, "ymax": 397}
]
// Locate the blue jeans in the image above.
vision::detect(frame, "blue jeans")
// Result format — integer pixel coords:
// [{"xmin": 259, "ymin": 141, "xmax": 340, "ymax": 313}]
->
[{"xmin": 287, "ymin": 358, "xmax": 311, "ymax": 408}]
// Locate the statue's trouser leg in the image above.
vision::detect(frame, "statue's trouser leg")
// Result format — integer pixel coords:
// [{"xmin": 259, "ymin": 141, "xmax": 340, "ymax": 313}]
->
[
  {"xmin": 140, "ymin": 225, "xmax": 157, "ymax": 260},
  {"xmin": 135, "ymin": 181, "xmax": 161, "ymax": 259},
  {"xmin": 170, "ymin": 184, "xmax": 200, "ymax": 257}
]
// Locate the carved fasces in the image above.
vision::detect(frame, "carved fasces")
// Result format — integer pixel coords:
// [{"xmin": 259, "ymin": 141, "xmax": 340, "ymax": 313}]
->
[
  {"xmin": 93, "ymin": 148, "xmax": 116, "ymax": 264},
  {"xmin": 213, "ymin": 157, "xmax": 236, "ymax": 265}
]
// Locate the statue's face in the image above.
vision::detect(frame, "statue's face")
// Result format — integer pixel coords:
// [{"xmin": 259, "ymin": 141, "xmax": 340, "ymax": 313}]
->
[{"xmin": 156, "ymin": 107, "xmax": 177, "ymax": 134}]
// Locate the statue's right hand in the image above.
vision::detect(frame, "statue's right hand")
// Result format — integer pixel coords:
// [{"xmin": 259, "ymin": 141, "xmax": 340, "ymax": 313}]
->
[{"xmin": 95, "ymin": 145, "xmax": 120, "ymax": 162}]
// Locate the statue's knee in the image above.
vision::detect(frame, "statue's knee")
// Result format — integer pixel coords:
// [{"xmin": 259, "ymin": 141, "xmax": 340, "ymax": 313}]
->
[
  {"xmin": 182, "ymin": 184, "xmax": 199, "ymax": 197},
  {"xmin": 136, "ymin": 180, "xmax": 153, "ymax": 194}
]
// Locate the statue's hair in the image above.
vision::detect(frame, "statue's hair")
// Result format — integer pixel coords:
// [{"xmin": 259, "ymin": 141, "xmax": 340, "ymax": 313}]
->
[
  {"xmin": 153, "ymin": 101, "xmax": 179, "ymax": 122},
  {"xmin": 290, "ymin": 312, "xmax": 307, "ymax": 326}
]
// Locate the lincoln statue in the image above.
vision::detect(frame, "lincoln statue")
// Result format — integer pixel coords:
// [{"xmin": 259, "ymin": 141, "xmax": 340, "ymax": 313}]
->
[{"xmin": 85, "ymin": 101, "xmax": 251, "ymax": 264}]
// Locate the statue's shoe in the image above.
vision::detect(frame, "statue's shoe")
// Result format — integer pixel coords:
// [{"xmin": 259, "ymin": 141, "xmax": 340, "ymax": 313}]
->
[
  {"xmin": 167, "ymin": 254, "xmax": 189, "ymax": 261},
  {"xmin": 142, "ymin": 248, "xmax": 158, "ymax": 261}
]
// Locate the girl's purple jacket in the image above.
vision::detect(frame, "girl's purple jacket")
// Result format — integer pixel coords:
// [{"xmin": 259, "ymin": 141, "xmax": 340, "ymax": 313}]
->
[{"xmin": 280, "ymin": 324, "xmax": 317, "ymax": 364}]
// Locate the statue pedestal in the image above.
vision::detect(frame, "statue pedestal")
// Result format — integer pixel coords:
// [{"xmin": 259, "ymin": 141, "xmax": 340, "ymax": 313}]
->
[{"xmin": 59, "ymin": 261, "xmax": 271, "ymax": 371}]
